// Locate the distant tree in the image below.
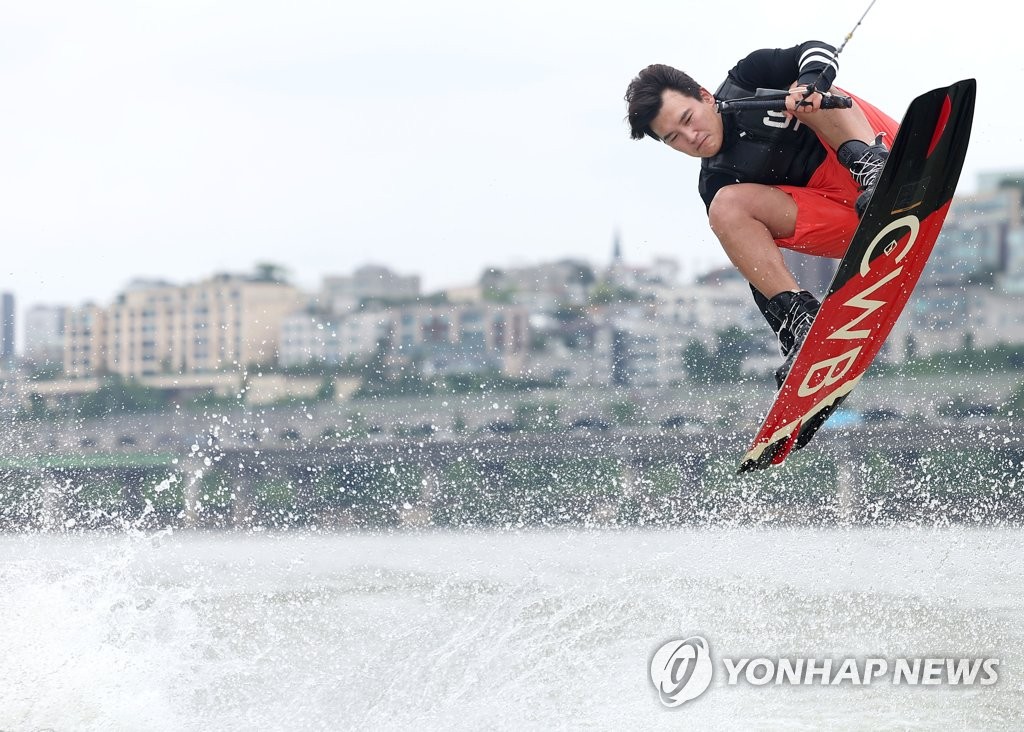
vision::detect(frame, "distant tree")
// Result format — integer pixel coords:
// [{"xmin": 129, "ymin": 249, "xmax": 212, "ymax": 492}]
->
[
  {"xmin": 76, "ymin": 375, "xmax": 168, "ymax": 417},
  {"xmin": 608, "ymin": 399, "xmax": 639, "ymax": 425},
  {"xmin": 22, "ymin": 393, "xmax": 48, "ymax": 419},
  {"xmin": 904, "ymin": 334, "xmax": 918, "ymax": 361},
  {"xmin": 964, "ymin": 269, "xmax": 996, "ymax": 286},
  {"xmin": 1001, "ymin": 382, "xmax": 1024, "ymax": 417},
  {"xmin": 588, "ymin": 281, "xmax": 640, "ymax": 305},
  {"xmin": 573, "ymin": 263, "xmax": 596, "ymax": 287},
  {"xmin": 253, "ymin": 262, "xmax": 290, "ymax": 284},
  {"xmin": 682, "ymin": 340, "xmax": 715, "ymax": 385},
  {"xmin": 713, "ymin": 326, "xmax": 755, "ymax": 382},
  {"xmin": 482, "ymin": 286, "xmax": 516, "ymax": 304},
  {"xmin": 28, "ymin": 363, "xmax": 63, "ymax": 381},
  {"xmin": 682, "ymin": 326, "xmax": 756, "ymax": 384},
  {"xmin": 553, "ymin": 304, "xmax": 586, "ymax": 322},
  {"xmin": 361, "ymin": 292, "xmax": 448, "ymax": 308},
  {"xmin": 316, "ymin": 376, "xmax": 335, "ymax": 401},
  {"xmin": 513, "ymin": 402, "xmax": 559, "ymax": 432},
  {"xmin": 359, "ymin": 337, "xmax": 391, "ymax": 393}
]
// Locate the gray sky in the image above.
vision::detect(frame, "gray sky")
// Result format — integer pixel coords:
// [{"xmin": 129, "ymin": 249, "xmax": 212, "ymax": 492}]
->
[{"xmin": 1, "ymin": 0, "xmax": 1018, "ymax": 315}]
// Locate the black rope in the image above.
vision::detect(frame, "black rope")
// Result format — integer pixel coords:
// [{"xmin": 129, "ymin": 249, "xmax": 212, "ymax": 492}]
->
[{"xmin": 806, "ymin": 0, "xmax": 880, "ymax": 95}]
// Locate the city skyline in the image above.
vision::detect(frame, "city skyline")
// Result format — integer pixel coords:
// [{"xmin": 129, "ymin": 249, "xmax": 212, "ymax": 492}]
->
[{"xmin": 1, "ymin": 2, "xmax": 1014, "ymax": 319}]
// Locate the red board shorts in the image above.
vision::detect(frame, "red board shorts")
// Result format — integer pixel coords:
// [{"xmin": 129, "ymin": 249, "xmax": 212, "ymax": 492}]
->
[{"xmin": 773, "ymin": 90, "xmax": 900, "ymax": 259}]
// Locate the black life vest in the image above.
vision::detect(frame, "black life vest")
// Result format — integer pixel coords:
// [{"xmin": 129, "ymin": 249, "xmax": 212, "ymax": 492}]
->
[{"xmin": 699, "ymin": 76, "xmax": 827, "ymax": 202}]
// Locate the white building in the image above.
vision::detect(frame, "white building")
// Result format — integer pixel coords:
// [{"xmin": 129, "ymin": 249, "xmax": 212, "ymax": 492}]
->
[
  {"xmin": 279, "ymin": 310, "xmax": 394, "ymax": 368},
  {"xmin": 393, "ymin": 302, "xmax": 529, "ymax": 375},
  {"xmin": 65, "ymin": 274, "xmax": 305, "ymax": 379},
  {"xmin": 0, "ymin": 292, "xmax": 14, "ymax": 365},
  {"xmin": 659, "ymin": 267, "xmax": 763, "ymax": 348},
  {"xmin": 321, "ymin": 265, "xmax": 420, "ymax": 314},
  {"xmin": 605, "ymin": 256, "xmax": 681, "ymax": 297},
  {"xmin": 519, "ymin": 333, "xmax": 612, "ymax": 388},
  {"xmin": 480, "ymin": 259, "xmax": 596, "ymax": 311},
  {"xmin": 589, "ymin": 302, "xmax": 686, "ymax": 388},
  {"xmin": 64, "ymin": 304, "xmax": 107, "ymax": 378},
  {"xmin": 904, "ymin": 284, "xmax": 1024, "ymax": 357},
  {"xmin": 901, "ymin": 172, "xmax": 1024, "ymax": 357},
  {"xmin": 24, "ymin": 305, "xmax": 66, "ymax": 366}
]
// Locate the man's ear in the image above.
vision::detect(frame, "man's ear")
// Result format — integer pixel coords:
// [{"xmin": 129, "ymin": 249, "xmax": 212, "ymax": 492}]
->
[{"xmin": 699, "ymin": 87, "xmax": 715, "ymax": 104}]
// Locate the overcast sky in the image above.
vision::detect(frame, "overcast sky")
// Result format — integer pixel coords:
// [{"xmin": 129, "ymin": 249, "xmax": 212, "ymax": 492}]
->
[{"xmin": 1, "ymin": 0, "xmax": 1018, "ymax": 317}]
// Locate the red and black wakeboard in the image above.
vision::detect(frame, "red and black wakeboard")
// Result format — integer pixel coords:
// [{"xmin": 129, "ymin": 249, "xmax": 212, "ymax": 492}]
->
[{"xmin": 739, "ymin": 79, "xmax": 976, "ymax": 473}]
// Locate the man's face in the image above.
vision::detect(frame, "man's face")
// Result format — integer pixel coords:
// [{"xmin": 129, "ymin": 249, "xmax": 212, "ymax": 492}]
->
[{"xmin": 650, "ymin": 88, "xmax": 723, "ymax": 157}]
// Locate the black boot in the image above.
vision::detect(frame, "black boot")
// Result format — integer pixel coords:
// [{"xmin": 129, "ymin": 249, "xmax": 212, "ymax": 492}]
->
[
  {"xmin": 765, "ymin": 290, "xmax": 820, "ymax": 388},
  {"xmin": 837, "ymin": 133, "xmax": 889, "ymax": 217},
  {"xmin": 749, "ymin": 283, "xmax": 783, "ymax": 334}
]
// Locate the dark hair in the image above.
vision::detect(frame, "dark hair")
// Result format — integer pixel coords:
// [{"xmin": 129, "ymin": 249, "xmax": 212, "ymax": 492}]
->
[{"xmin": 624, "ymin": 64, "xmax": 702, "ymax": 141}]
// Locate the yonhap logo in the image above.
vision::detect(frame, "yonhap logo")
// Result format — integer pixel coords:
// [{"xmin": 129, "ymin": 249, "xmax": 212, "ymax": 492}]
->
[
  {"xmin": 649, "ymin": 635, "xmax": 1000, "ymax": 709},
  {"xmin": 649, "ymin": 636, "xmax": 714, "ymax": 707}
]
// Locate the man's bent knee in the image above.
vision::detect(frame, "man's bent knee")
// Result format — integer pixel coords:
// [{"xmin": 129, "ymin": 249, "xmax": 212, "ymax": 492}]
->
[
  {"xmin": 707, "ymin": 185, "xmax": 753, "ymax": 232},
  {"xmin": 709, "ymin": 184, "xmax": 797, "ymax": 239}
]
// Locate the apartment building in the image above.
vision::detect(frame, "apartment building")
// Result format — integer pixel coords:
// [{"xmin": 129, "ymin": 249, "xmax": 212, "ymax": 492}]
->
[
  {"xmin": 905, "ymin": 172, "xmax": 1024, "ymax": 357},
  {"xmin": 321, "ymin": 265, "xmax": 420, "ymax": 314},
  {"xmin": 64, "ymin": 274, "xmax": 305, "ymax": 378},
  {"xmin": 64, "ymin": 304, "xmax": 108, "ymax": 378},
  {"xmin": 393, "ymin": 302, "xmax": 529, "ymax": 376},
  {"xmin": 0, "ymin": 292, "xmax": 13, "ymax": 365},
  {"xmin": 24, "ymin": 305, "xmax": 66, "ymax": 366},
  {"xmin": 279, "ymin": 309, "xmax": 394, "ymax": 368},
  {"xmin": 479, "ymin": 259, "xmax": 595, "ymax": 310},
  {"xmin": 659, "ymin": 267, "xmax": 763, "ymax": 346}
]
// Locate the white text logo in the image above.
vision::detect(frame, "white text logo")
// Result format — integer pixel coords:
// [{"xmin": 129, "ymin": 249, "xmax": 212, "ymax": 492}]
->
[{"xmin": 649, "ymin": 636, "xmax": 714, "ymax": 707}]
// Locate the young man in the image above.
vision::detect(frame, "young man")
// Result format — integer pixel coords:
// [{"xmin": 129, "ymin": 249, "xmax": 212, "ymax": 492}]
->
[{"xmin": 625, "ymin": 41, "xmax": 898, "ymax": 386}]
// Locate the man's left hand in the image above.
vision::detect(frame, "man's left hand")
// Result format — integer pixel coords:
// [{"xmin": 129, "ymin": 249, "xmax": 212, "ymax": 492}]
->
[{"xmin": 786, "ymin": 83, "xmax": 822, "ymax": 114}]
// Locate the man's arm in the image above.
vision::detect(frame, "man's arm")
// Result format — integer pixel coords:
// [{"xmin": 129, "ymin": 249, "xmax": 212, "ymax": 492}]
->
[{"xmin": 728, "ymin": 41, "xmax": 839, "ymax": 94}]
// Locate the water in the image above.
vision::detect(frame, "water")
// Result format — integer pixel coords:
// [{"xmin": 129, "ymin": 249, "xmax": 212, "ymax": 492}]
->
[{"xmin": 1, "ymin": 527, "xmax": 1020, "ymax": 730}]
